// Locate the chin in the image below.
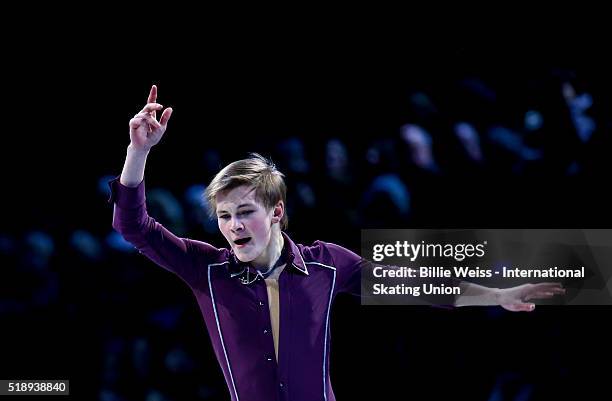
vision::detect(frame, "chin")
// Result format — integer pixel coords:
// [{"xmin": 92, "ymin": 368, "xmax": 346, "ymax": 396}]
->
[{"xmin": 234, "ymin": 250, "xmax": 255, "ymax": 263}]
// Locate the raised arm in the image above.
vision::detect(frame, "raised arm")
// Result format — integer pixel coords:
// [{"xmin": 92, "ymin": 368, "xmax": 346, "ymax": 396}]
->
[
  {"xmin": 111, "ymin": 86, "xmax": 218, "ymax": 286},
  {"xmin": 120, "ymin": 85, "xmax": 173, "ymax": 187}
]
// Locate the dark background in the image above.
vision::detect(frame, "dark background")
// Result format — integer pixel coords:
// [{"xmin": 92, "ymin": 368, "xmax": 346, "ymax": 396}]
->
[{"xmin": 1, "ymin": 31, "xmax": 611, "ymax": 400}]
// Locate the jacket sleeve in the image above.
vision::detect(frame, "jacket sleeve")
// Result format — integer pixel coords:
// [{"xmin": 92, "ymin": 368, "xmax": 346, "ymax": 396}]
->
[
  {"xmin": 109, "ymin": 176, "xmax": 219, "ymax": 287},
  {"xmin": 324, "ymin": 242, "xmax": 457, "ymax": 306},
  {"xmin": 322, "ymin": 242, "xmax": 369, "ymax": 297}
]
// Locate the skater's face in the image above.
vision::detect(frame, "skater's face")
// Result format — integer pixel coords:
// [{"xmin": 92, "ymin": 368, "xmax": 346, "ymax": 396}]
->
[{"xmin": 216, "ymin": 185, "xmax": 283, "ymax": 264}]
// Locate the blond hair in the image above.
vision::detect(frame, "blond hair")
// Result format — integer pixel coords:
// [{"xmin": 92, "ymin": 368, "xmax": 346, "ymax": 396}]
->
[{"xmin": 205, "ymin": 153, "xmax": 288, "ymax": 230}]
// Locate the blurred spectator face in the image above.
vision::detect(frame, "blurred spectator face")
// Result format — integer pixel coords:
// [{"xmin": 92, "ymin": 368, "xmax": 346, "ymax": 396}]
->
[
  {"xmin": 278, "ymin": 137, "xmax": 309, "ymax": 174},
  {"xmin": 401, "ymin": 124, "xmax": 435, "ymax": 169},
  {"xmin": 524, "ymin": 110, "xmax": 544, "ymax": 132},
  {"xmin": 185, "ymin": 184, "xmax": 218, "ymax": 234},
  {"xmin": 562, "ymin": 82, "xmax": 576, "ymax": 101},
  {"xmin": 454, "ymin": 122, "xmax": 483, "ymax": 162},
  {"xmin": 70, "ymin": 230, "xmax": 103, "ymax": 262},
  {"xmin": 23, "ymin": 231, "xmax": 55, "ymax": 270},
  {"xmin": 215, "ymin": 185, "xmax": 283, "ymax": 265},
  {"xmin": 326, "ymin": 139, "xmax": 349, "ymax": 178},
  {"xmin": 561, "ymin": 81, "xmax": 596, "ymax": 143},
  {"xmin": 148, "ymin": 188, "xmax": 186, "ymax": 236}
]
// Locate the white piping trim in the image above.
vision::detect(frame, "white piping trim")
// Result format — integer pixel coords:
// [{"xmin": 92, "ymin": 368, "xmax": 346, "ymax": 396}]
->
[
  {"xmin": 208, "ymin": 261, "xmax": 240, "ymax": 401},
  {"xmin": 230, "ymin": 267, "xmax": 246, "ymax": 277},
  {"xmin": 305, "ymin": 261, "xmax": 336, "ymax": 271},
  {"xmin": 322, "ymin": 267, "xmax": 336, "ymax": 401},
  {"xmin": 292, "ymin": 246, "xmax": 309, "ymax": 275}
]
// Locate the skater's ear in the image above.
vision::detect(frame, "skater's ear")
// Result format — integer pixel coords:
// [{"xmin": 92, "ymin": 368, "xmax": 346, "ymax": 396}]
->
[{"xmin": 271, "ymin": 201, "xmax": 284, "ymax": 225}]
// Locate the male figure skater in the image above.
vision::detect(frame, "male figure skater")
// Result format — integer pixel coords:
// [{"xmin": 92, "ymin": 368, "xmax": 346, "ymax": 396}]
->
[{"xmin": 110, "ymin": 85, "xmax": 565, "ymax": 401}]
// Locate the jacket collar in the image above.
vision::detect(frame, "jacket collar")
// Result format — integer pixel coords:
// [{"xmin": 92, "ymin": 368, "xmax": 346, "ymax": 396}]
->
[{"xmin": 228, "ymin": 232, "xmax": 308, "ymax": 284}]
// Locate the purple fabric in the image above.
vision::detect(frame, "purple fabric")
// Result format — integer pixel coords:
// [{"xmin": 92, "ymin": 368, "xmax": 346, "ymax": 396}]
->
[{"xmin": 109, "ymin": 177, "xmax": 366, "ymax": 401}]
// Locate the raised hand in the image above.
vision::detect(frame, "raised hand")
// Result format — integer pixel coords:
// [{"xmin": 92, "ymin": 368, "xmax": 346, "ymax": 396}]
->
[
  {"xmin": 128, "ymin": 85, "xmax": 173, "ymax": 151},
  {"xmin": 498, "ymin": 282, "xmax": 566, "ymax": 312}
]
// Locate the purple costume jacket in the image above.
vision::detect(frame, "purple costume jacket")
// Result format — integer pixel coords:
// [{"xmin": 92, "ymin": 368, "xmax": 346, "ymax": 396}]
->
[{"xmin": 110, "ymin": 177, "xmax": 371, "ymax": 401}]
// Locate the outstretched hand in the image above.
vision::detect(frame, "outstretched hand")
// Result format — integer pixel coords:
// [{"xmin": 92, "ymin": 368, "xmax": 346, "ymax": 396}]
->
[
  {"xmin": 497, "ymin": 282, "xmax": 566, "ymax": 312},
  {"xmin": 129, "ymin": 85, "xmax": 173, "ymax": 151}
]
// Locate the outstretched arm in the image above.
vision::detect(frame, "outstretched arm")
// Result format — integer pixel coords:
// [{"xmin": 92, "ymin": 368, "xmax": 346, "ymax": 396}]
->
[{"xmin": 455, "ymin": 281, "xmax": 566, "ymax": 312}]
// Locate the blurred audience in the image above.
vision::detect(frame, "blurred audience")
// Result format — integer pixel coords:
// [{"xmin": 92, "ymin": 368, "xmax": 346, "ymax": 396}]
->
[{"xmin": 3, "ymin": 66, "xmax": 610, "ymax": 400}]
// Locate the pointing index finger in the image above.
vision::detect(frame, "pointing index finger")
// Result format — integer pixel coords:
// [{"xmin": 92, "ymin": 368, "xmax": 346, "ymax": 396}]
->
[{"xmin": 147, "ymin": 85, "xmax": 157, "ymax": 104}]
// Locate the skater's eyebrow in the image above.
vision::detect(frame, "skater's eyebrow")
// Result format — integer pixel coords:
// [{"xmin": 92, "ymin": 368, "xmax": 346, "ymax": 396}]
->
[{"xmin": 217, "ymin": 203, "xmax": 256, "ymax": 214}]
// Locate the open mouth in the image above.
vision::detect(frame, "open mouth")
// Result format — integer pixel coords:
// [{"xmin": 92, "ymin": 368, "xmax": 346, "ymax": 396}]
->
[{"xmin": 234, "ymin": 237, "xmax": 252, "ymax": 246}]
